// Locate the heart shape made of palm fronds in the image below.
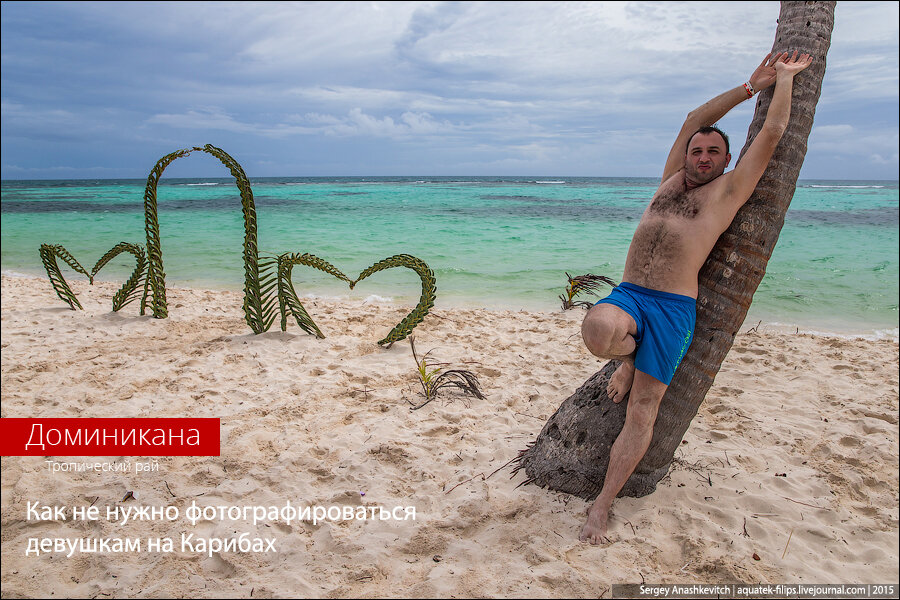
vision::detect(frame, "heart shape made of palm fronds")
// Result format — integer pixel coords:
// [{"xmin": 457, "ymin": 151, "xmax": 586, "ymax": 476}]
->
[{"xmin": 275, "ymin": 251, "xmax": 436, "ymax": 346}]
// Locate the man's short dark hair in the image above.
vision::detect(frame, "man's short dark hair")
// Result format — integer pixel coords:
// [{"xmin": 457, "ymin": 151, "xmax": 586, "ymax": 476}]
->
[{"xmin": 686, "ymin": 125, "xmax": 730, "ymax": 155}]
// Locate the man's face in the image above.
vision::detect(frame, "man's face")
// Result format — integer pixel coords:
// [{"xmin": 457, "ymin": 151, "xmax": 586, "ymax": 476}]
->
[{"xmin": 684, "ymin": 132, "xmax": 731, "ymax": 185}]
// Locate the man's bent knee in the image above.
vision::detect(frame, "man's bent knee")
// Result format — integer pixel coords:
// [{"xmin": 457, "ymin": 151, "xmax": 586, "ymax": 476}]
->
[
  {"xmin": 582, "ymin": 305, "xmax": 634, "ymax": 359},
  {"xmin": 581, "ymin": 308, "xmax": 617, "ymax": 358}
]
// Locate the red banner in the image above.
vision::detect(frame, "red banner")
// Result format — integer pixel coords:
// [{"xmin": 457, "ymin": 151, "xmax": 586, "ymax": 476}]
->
[{"xmin": 0, "ymin": 418, "xmax": 220, "ymax": 456}]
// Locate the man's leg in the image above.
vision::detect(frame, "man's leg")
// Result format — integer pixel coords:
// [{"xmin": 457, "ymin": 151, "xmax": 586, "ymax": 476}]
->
[
  {"xmin": 579, "ymin": 369, "xmax": 668, "ymax": 545},
  {"xmin": 581, "ymin": 304, "xmax": 638, "ymax": 402}
]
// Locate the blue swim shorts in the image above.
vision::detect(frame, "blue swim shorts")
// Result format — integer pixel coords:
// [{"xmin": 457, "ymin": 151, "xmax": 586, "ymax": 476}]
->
[{"xmin": 595, "ymin": 282, "xmax": 696, "ymax": 385}]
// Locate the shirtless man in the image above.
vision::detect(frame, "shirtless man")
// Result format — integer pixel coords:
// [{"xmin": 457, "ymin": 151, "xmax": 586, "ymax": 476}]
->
[{"xmin": 579, "ymin": 51, "xmax": 813, "ymax": 545}]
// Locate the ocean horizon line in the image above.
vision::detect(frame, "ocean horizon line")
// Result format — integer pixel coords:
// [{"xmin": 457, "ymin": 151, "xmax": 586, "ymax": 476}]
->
[{"xmin": 2, "ymin": 175, "xmax": 898, "ymax": 184}]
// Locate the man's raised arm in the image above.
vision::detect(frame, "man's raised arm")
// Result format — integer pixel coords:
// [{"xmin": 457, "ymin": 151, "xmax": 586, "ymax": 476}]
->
[
  {"xmin": 723, "ymin": 51, "xmax": 813, "ymax": 208},
  {"xmin": 661, "ymin": 53, "xmax": 786, "ymax": 182}
]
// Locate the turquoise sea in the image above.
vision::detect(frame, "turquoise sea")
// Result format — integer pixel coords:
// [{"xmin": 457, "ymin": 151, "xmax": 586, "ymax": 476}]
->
[{"xmin": 2, "ymin": 177, "xmax": 897, "ymax": 338}]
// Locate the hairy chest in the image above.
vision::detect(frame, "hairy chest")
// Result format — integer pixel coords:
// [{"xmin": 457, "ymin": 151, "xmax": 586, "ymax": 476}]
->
[
  {"xmin": 648, "ymin": 185, "xmax": 704, "ymax": 219},
  {"xmin": 630, "ymin": 219, "xmax": 684, "ymax": 264}
]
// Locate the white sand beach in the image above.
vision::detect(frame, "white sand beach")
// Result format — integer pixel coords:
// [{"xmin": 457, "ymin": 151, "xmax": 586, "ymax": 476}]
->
[{"xmin": 1, "ymin": 274, "xmax": 897, "ymax": 597}]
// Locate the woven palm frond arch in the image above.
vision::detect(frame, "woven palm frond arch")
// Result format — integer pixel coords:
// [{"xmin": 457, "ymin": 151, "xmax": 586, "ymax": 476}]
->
[{"xmin": 141, "ymin": 144, "xmax": 276, "ymax": 333}]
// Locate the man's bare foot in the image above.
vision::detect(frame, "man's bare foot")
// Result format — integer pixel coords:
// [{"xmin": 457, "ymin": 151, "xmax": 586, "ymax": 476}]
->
[
  {"xmin": 608, "ymin": 361, "xmax": 635, "ymax": 403},
  {"xmin": 579, "ymin": 501, "xmax": 611, "ymax": 545}
]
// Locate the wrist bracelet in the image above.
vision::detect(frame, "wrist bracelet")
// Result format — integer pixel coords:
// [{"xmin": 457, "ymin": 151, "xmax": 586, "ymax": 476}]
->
[{"xmin": 743, "ymin": 81, "xmax": 755, "ymax": 97}]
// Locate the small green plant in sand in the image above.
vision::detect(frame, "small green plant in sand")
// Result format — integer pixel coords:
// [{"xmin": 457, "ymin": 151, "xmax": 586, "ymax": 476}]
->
[
  {"xmin": 408, "ymin": 337, "xmax": 485, "ymax": 410},
  {"xmin": 559, "ymin": 272, "xmax": 616, "ymax": 310}
]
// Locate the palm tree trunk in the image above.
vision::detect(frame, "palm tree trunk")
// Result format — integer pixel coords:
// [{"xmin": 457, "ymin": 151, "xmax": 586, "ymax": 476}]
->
[{"xmin": 515, "ymin": 1, "xmax": 835, "ymax": 499}]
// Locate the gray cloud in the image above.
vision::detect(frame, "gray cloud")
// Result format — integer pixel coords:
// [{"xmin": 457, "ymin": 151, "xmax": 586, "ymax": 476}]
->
[{"xmin": 1, "ymin": 1, "xmax": 897, "ymax": 179}]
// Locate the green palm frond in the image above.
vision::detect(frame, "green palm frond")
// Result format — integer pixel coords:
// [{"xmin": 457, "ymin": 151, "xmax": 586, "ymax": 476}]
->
[
  {"xmin": 91, "ymin": 242, "xmax": 148, "ymax": 312},
  {"xmin": 139, "ymin": 144, "xmax": 275, "ymax": 332},
  {"xmin": 142, "ymin": 147, "xmax": 193, "ymax": 319},
  {"xmin": 559, "ymin": 272, "xmax": 616, "ymax": 310},
  {"xmin": 354, "ymin": 254, "xmax": 437, "ymax": 346},
  {"xmin": 276, "ymin": 252, "xmax": 351, "ymax": 337},
  {"xmin": 39, "ymin": 244, "xmax": 91, "ymax": 310}
]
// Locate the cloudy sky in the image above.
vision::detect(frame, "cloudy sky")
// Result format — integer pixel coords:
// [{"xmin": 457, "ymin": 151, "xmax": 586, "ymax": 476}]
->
[{"xmin": 1, "ymin": 1, "xmax": 897, "ymax": 180}]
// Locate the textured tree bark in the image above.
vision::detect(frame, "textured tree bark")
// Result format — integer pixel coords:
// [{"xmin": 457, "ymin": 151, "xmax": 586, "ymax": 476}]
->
[{"xmin": 516, "ymin": 1, "xmax": 835, "ymax": 500}]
